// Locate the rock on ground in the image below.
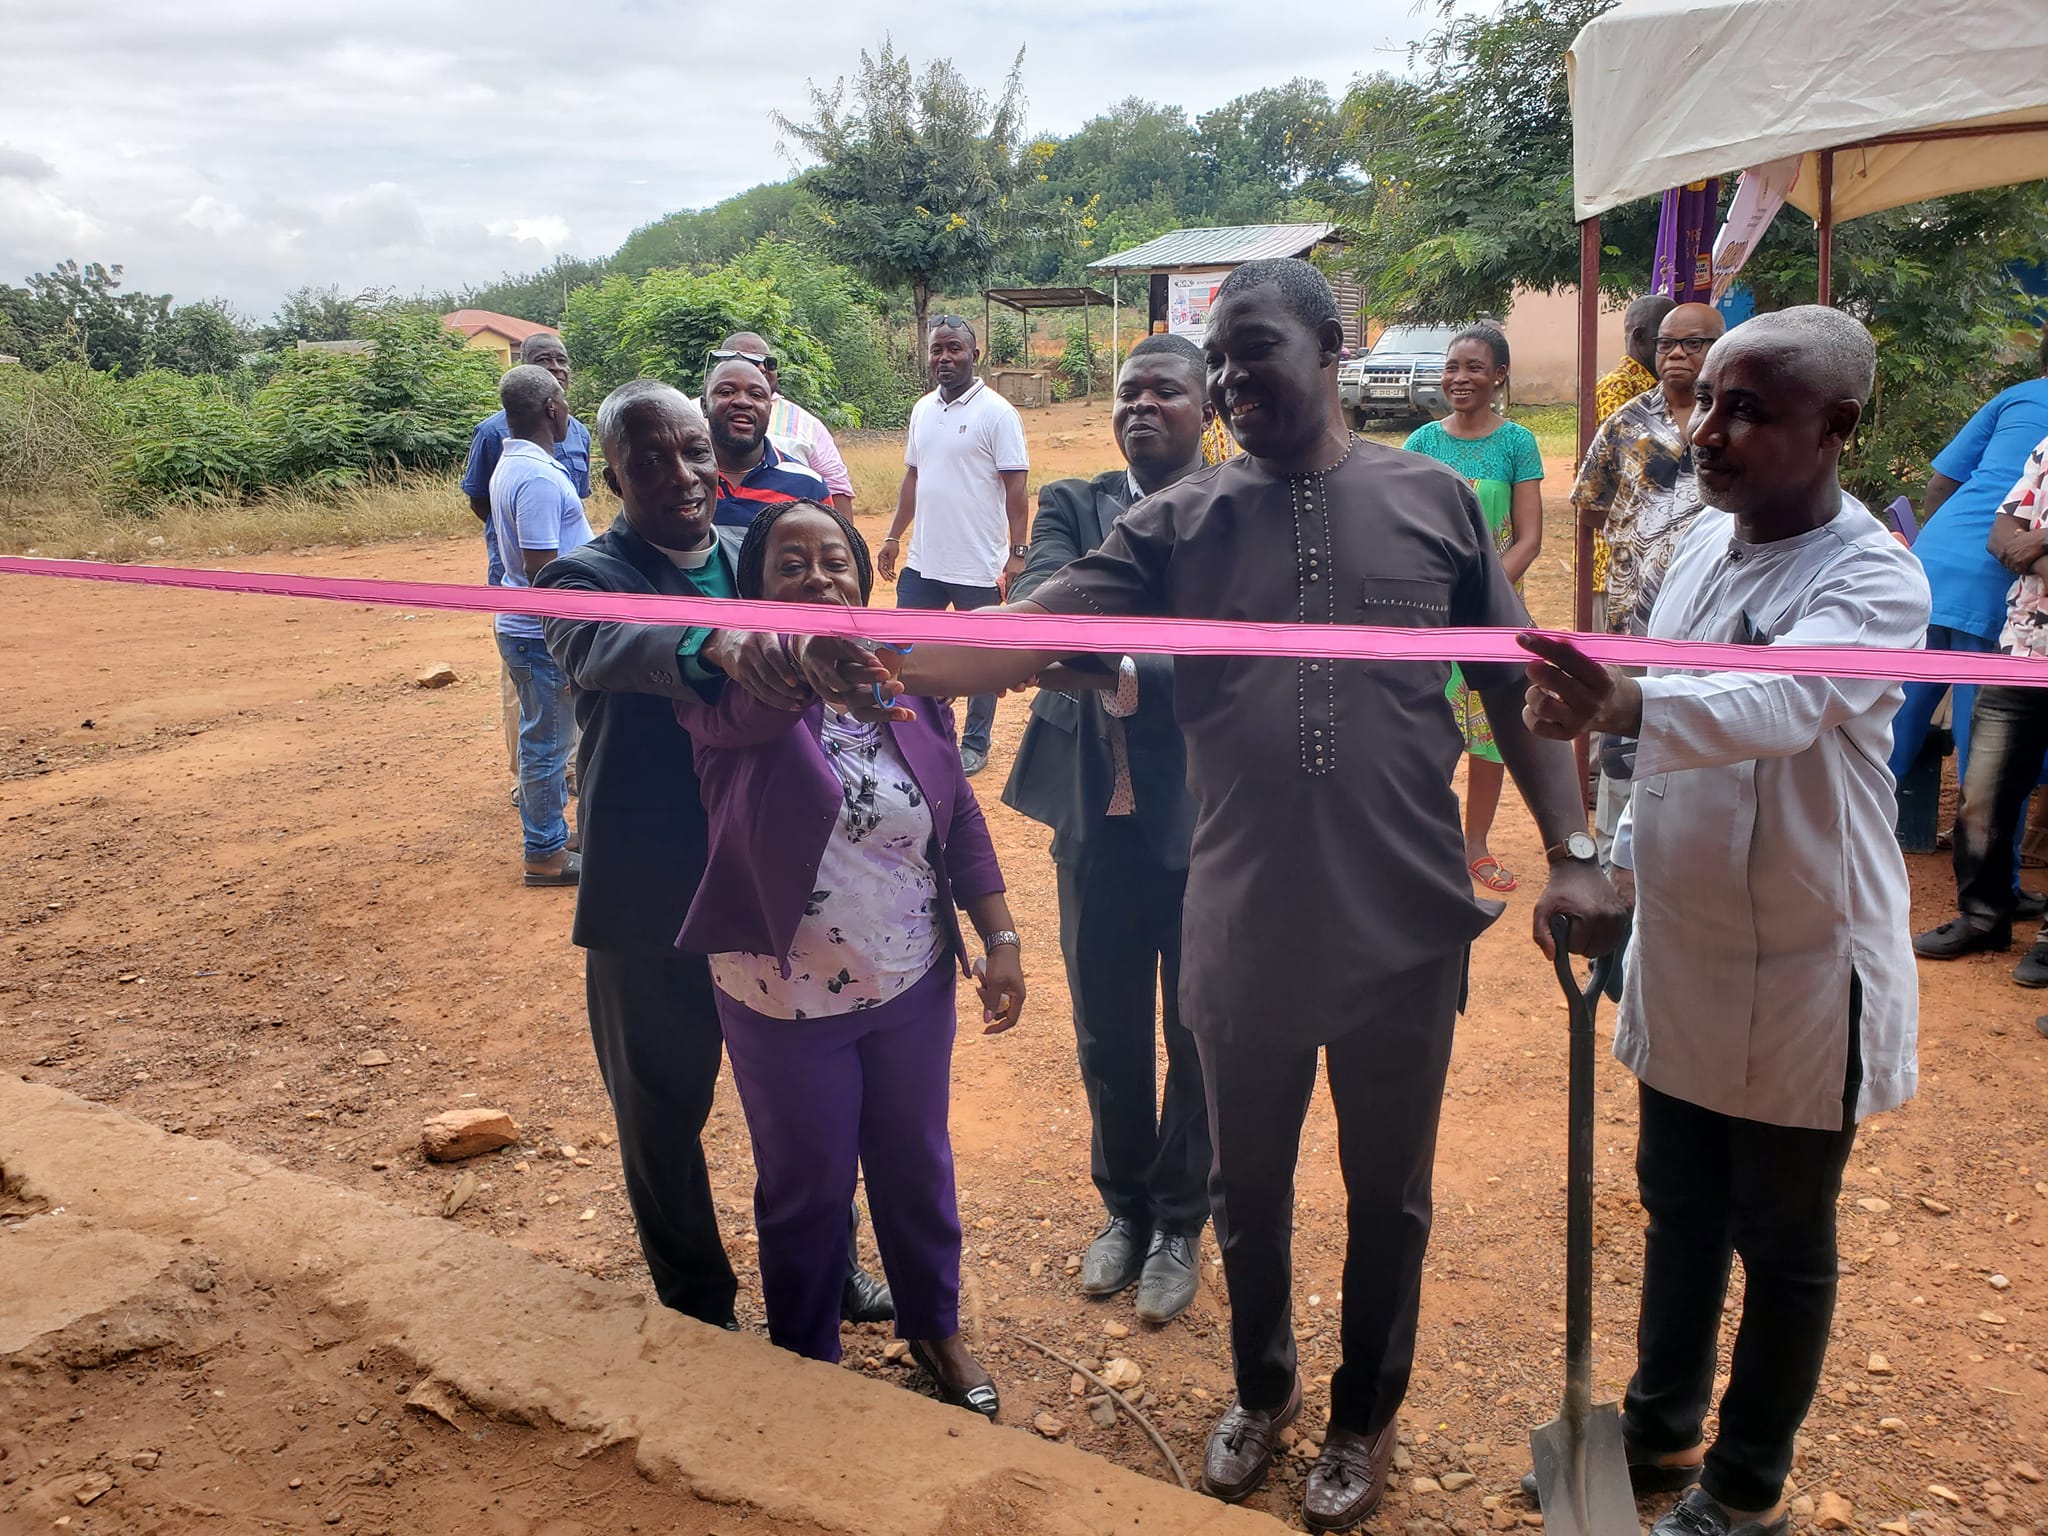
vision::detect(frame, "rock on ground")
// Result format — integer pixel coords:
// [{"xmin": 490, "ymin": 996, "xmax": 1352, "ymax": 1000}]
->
[{"xmin": 420, "ymin": 1108, "xmax": 519, "ymax": 1162}]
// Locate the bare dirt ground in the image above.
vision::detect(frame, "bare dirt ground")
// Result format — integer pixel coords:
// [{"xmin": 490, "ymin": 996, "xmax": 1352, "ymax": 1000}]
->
[{"xmin": 3, "ymin": 401, "xmax": 2047, "ymax": 1533}]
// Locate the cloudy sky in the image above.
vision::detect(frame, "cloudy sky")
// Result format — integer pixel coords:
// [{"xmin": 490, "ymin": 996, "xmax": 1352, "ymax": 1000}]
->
[{"xmin": 0, "ymin": 1, "xmax": 1441, "ymax": 318}]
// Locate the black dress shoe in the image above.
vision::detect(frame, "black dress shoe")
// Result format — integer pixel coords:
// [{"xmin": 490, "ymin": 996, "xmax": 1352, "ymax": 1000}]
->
[
  {"xmin": 1913, "ymin": 916, "xmax": 2012, "ymax": 958},
  {"xmin": 2014, "ymin": 940, "xmax": 2048, "ymax": 988},
  {"xmin": 2018, "ymin": 888, "xmax": 2047, "ymax": 922},
  {"xmin": 1080, "ymin": 1216, "xmax": 1149, "ymax": 1297},
  {"xmin": 1650, "ymin": 1487, "xmax": 1789, "ymax": 1536},
  {"xmin": 1304, "ymin": 1422, "xmax": 1398, "ymax": 1532},
  {"xmin": 841, "ymin": 1265, "xmax": 895, "ymax": 1324},
  {"xmin": 1200, "ymin": 1378, "xmax": 1302, "ymax": 1502},
  {"xmin": 1135, "ymin": 1229, "xmax": 1200, "ymax": 1324}
]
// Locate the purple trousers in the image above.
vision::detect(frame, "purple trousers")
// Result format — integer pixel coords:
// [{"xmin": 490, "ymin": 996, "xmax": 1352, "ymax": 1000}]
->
[{"xmin": 714, "ymin": 959, "xmax": 963, "ymax": 1362}]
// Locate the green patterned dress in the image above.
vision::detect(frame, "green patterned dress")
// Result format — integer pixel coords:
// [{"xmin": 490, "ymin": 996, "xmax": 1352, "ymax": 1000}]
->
[{"xmin": 1402, "ymin": 418, "xmax": 1545, "ymax": 763}]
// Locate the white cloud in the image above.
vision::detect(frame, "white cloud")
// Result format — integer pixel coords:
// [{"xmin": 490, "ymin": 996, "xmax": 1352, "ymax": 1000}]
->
[{"xmin": 0, "ymin": 0, "xmax": 1432, "ymax": 314}]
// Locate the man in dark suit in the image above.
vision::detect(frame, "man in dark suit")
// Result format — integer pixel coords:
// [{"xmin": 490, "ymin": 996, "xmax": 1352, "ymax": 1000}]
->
[
  {"xmin": 536, "ymin": 379, "xmax": 889, "ymax": 1329},
  {"xmin": 1003, "ymin": 333, "xmax": 1210, "ymax": 1324}
]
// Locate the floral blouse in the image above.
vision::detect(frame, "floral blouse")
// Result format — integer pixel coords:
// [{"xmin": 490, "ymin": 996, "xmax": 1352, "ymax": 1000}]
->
[
  {"xmin": 708, "ymin": 714, "xmax": 945, "ymax": 1019},
  {"xmin": 1998, "ymin": 434, "xmax": 2048, "ymax": 658}
]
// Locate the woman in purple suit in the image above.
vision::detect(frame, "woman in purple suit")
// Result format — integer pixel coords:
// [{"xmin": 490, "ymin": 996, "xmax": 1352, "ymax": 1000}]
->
[{"xmin": 674, "ymin": 500, "xmax": 1026, "ymax": 1420}]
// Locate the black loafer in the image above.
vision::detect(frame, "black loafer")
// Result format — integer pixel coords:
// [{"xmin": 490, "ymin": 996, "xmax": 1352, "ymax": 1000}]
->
[
  {"xmin": 906, "ymin": 1339, "xmax": 998, "ymax": 1421},
  {"xmin": 1080, "ymin": 1216, "xmax": 1149, "ymax": 1297},
  {"xmin": 2018, "ymin": 889, "xmax": 2047, "ymax": 922},
  {"xmin": 1651, "ymin": 1487, "xmax": 1789, "ymax": 1536},
  {"xmin": 841, "ymin": 1265, "xmax": 895, "ymax": 1324},
  {"xmin": 1913, "ymin": 916, "xmax": 2011, "ymax": 958},
  {"xmin": 2014, "ymin": 942, "xmax": 2048, "ymax": 988}
]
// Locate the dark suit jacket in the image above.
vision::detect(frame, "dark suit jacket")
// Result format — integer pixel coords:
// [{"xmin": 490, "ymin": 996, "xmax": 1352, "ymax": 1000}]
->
[
  {"xmin": 536, "ymin": 519, "xmax": 748, "ymax": 954},
  {"xmin": 1001, "ymin": 469, "xmax": 1194, "ymax": 869},
  {"xmin": 671, "ymin": 691, "xmax": 1004, "ymax": 971}
]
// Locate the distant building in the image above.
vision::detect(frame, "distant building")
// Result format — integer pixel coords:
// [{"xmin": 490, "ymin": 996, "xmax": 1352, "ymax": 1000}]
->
[
  {"xmin": 1088, "ymin": 223, "xmax": 1363, "ymax": 350},
  {"xmin": 296, "ymin": 338, "xmax": 376, "ymax": 357},
  {"xmin": 441, "ymin": 309, "xmax": 561, "ymax": 369}
]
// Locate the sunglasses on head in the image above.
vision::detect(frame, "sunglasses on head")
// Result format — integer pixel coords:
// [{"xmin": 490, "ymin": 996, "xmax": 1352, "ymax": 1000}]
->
[{"xmin": 708, "ymin": 348, "xmax": 776, "ymax": 372}]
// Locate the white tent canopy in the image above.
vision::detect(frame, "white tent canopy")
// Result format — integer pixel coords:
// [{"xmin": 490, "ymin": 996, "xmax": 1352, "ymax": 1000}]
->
[{"xmin": 1568, "ymin": 0, "xmax": 2048, "ymax": 223}]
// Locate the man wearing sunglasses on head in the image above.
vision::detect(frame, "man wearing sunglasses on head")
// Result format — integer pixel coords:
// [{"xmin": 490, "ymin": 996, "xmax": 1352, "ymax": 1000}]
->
[{"xmin": 705, "ymin": 333, "xmax": 856, "ymax": 515}]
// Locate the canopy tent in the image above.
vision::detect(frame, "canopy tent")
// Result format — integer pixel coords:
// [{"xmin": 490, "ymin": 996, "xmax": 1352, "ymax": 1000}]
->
[
  {"xmin": 1563, "ymin": 0, "xmax": 2048, "ymax": 631},
  {"xmin": 1569, "ymin": 0, "xmax": 2048, "ymax": 224},
  {"xmin": 978, "ymin": 286, "xmax": 1116, "ymax": 399}
]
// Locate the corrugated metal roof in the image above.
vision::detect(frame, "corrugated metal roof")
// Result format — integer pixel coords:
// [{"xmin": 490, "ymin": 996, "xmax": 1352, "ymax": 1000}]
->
[{"xmin": 1086, "ymin": 223, "xmax": 1341, "ymax": 273}]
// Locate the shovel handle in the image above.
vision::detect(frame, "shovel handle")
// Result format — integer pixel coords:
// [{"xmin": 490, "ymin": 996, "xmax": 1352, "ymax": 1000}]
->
[{"xmin": 1549, "ymin": 912, "xmax": 1602, "ymax": 1421}]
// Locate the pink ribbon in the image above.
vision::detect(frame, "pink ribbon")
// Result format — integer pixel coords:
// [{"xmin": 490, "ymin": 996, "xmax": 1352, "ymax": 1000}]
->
[{"xmin": 2, "ymin": 554, "xmax": 2042, "ymax": 687}]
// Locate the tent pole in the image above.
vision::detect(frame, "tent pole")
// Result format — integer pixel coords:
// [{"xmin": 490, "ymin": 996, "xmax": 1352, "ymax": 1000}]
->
[
  {"xmin": 1083, "ymin": 292, "xmax": 1092, "ymax": 401},
  {"xmin": 983, "ymin": 292, "xmax": 991, "ymax": 376},
  {"xmin": 1817, "ymin": 149, "xmax": 1835, "ymax": 305},
  {"xmin": 1575, "ymin": 217, "xmax": 1600, "ymax": 633},
  {"xmin": 1112, "ymin": 274, "xmax": 1120, "ymax": 364},
  {"xmin": 1573, "ymin": 214, "xmax": 1601, "ymax": 804}
]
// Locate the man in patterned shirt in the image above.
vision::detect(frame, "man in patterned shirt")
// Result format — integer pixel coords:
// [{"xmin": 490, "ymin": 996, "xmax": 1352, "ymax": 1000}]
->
[
  {"xmin": 1588, "ymin": 295, "xmax": 1676, "ymax": 629},
  {"xmin": 1572, "ymin": 301, "xmax": 1724, "ymax": 865},
  {"xmin": 1945, "ymin": 432, "xmax": 2048, "ymax": 1015}
]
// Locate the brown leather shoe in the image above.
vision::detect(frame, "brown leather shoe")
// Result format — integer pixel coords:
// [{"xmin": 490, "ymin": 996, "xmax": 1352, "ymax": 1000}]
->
[
  {"xmin": 1200, "ymin": 1378, "xmax": 1302, "ymax": 1502},
  {"xmin": 1303, "ymin": 1421, "xmax": 1398, "ymax": 1532}
]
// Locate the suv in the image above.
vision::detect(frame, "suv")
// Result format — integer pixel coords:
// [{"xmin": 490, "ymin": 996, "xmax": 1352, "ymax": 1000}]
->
[{"xmin": 1339, "ymin": 324, "xmax": 1468, "ymax": 429}]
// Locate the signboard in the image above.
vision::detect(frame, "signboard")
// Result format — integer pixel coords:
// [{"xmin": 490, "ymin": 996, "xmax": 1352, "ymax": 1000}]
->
[{"xmin": 1166, "ymin": 270, "xmax": 1229, "ymax": 343}]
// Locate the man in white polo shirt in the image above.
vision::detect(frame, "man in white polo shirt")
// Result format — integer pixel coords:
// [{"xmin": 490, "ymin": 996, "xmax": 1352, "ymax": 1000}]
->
[
  {"xmin": 878, "ymin": 317, "xmax": 1030, "ymax": 775},
  {"xmin": 490, "ymin": 364, "xmax": 594, "ymax": 887}
]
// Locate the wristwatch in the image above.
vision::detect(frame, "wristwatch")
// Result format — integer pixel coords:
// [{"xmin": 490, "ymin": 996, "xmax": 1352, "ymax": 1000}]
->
[
  {"xmin": 1010, "ymin": 544, "xmax": 1030, "ymax": 559},
  {"xmin": 1545, "ymin": 832, "xmax": 1598, "ymax": 865},
  {"xmin": 985, "ymin": 930, "xmax": 1022, "ymax": 951}
]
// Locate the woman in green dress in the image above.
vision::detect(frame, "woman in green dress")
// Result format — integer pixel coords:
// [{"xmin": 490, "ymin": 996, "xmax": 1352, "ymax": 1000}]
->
[{"xmin": 1403, "ymin": 327, "xmax": 1544, "ymax": 892}]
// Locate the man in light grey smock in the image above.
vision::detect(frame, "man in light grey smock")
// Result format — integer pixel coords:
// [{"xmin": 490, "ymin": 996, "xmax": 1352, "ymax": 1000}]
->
[{"xmin": 1522, "ymin": 307, "xmax": 1929, "ymax": 1536}]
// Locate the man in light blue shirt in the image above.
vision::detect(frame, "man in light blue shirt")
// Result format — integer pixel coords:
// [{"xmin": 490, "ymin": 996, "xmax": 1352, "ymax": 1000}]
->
[
  {"xmin": 1900, "ymin": 332, "xmax": 2048, "ymax": 959},
  {"xmin": 490, "ymin": 364, "xmax": 594, "ymax": 887},
  {"xmin": 462, "ymin": 332, "xmax": 592, "ymax": 794}
]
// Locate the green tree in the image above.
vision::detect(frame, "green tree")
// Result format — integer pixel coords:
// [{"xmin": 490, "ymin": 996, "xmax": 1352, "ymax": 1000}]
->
[
  {"xmin": 155, "ymin": 300, "xmax": 253, "ymax": 375},
  {"xmin": 728, "ymin": 238, "xmax": 914, "ymax": 427},
  {"xmin": 776, "ymin": 42, "xmax": 1042, "ymax": 358},
  {"xmin": 1195, "ymin": 80, "xmax": 1346, "ymax": 225},
  {"xmin": 455, "ymin": 255, "xmax": 614, "ymax": 328},
  {"xmin": 355, "ymin": 312, "xmax": 501, "ymax": 473},
  {"xmin": 613, "ymin": 183, "xmax": 805, "ymax": 278},
  {"xmin": 558, "ymin": 273, "xmax": 642, "ymax": 411},
  {"xmin": 260, "ymin": 285, "xmax": 370, "ymax": 349},
  {"xmin": 2, "ymin": 261, "xmax": 171, "ymax": 375},
  {"xmin": 621, "ymin": 266, "xmax": 835, "ymax": 406}
]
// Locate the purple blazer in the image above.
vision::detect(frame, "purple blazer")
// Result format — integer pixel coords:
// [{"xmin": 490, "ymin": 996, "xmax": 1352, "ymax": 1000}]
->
[{"xmin": 672, "ymin": 688, "xmax": 1005, "ymax": 974}]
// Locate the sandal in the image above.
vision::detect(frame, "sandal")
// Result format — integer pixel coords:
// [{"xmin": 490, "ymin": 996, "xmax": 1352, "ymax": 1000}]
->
[
  {"xmin": 1469, "ymin": 855, "xmax": 1518, "ymax": 893},
  {"xmin": 906, "ymin": 1339, "xmax": 999, "ymax": 1422}
]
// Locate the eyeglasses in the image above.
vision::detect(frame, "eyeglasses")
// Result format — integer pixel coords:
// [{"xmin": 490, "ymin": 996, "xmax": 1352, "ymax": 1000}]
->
[
  {"xmin": 1654, "ymin": 336, "xmax": 1715, "ymax": 356},
  {"xmin": 708, "ymin": 348, "xmax": 776, "ymax": 372}
]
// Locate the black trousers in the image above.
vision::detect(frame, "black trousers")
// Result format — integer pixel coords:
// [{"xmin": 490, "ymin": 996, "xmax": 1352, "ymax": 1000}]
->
[
  {"xmin": 1954, "ymin": 683, "xmax": 2048, "ymax": 925},
  {"xmin": 1056, "ymin": 821, "xmax": 1211, "ymax": 1234},
  {"xmin": 1624, "ymin": 979, "xmax": 1863, "ymax": 1513},
  {"xmin": 1197, "ymin": 953, "xmax": 1463, "ymax": 1435},
  {"xmin": 584, "ymin": 947, "xmax": 738, "ymax": 1327}
]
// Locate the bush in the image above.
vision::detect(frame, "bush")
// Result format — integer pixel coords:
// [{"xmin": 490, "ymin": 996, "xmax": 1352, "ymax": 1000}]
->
[
  {"xmin": 0, "ymin": 363, "xmax": 128, "ymax": 498},
  {"xmin": 115, "ymin": 371, "xmax": 261, "ymax": 502},
  {"xmin": 1056, "ymin": 325, "xmax": 1099, "ymax": 398},
  {"xmin": 988, "ymin": 314, "xmax": 1025, "ymax": 367}
]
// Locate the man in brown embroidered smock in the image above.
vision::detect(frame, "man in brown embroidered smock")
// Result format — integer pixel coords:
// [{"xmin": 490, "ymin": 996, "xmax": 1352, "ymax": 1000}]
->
[{"xmin": 787, "ymin": 258, "xmax": 1626, "ymax": 1533}]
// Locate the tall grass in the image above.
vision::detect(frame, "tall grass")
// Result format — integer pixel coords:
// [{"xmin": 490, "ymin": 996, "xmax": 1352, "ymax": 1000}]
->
[{"xmin": 0, "ymin": 476, "xmax": 479, "ymax": 562}]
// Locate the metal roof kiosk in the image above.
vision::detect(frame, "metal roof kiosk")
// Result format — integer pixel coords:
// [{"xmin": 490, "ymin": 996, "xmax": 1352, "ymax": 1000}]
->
[
  {"xmin": 1086, "ymin": 223, "xmax": 1356, "ymax": 362},
  {"xmin": 1565, "ymin": 0, "xmax": 2048, "ymax": 631}
]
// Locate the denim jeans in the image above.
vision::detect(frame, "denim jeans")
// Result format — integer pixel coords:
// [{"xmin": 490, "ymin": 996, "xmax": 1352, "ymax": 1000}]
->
[
  {"xmin": 1954, "ymin": 683, "xmax": 2048, "ymax": 925},
  {"xmin": 896, "ymin": 567, "xmax": 999, "ymax": 755},
  {"xmin": 497, "ymin": 631, "xmax": 572, "ymax": 861}
]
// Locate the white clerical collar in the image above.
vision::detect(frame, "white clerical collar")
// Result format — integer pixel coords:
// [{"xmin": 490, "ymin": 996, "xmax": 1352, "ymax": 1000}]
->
[{"xmin": 655, "ymin": 539, "xmax": 718, "ymax": 570}]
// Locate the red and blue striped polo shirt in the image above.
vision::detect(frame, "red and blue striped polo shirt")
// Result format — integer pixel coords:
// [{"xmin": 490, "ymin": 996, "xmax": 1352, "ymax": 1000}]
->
[{"xmin": 713, "ymin": 440, "xmax": 830, "ymax": 529}]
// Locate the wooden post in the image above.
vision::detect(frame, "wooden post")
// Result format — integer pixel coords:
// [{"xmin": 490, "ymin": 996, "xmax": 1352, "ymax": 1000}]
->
[
  {"xmin": 1082, "ymin": 291, "xmax": 1092, "ymax": 400},
  {"xmin": 1817, "ymin": 149, "xmax": 1836, "ymax": 305},
  {"xmin": 1112, "ymin": 274, "xmax": 1120, "ymax": 367},
  {"xmin": 983, "ymin": 291, "xmax": 992, "ymax": 378}
]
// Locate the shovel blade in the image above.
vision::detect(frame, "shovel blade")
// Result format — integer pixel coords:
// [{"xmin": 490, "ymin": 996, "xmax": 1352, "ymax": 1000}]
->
[{"xmin": 1529, "ymin": 1400, "xmax": 1641, "ymax": 1536}]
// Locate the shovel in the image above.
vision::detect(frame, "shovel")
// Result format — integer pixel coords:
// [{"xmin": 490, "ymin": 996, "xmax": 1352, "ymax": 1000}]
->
[{"xmin": 1529, "ymin": 912, "xmax": 1640, "ymax": 1536}]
